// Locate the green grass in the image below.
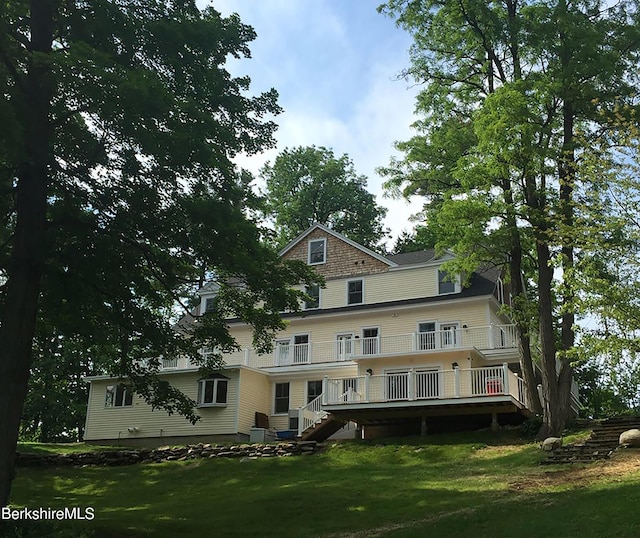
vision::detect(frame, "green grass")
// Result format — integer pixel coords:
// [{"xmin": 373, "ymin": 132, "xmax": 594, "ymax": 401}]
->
[
  {"xmin": 6, "ymin": 431, "xmax": 640, "ymax": 537},
  {"xmin": 16, "ymin": 443, "xmax": 121, "ymax": 455}
]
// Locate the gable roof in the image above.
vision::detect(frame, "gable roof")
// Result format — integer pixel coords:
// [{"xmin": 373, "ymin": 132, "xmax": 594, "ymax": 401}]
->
[{"xmin": 278, "ymin": 223, "xmax": 397, "ymax": 267}]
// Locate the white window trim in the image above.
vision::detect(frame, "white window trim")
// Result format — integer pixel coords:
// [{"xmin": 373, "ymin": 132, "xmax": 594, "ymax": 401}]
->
[
  {"xmin": 200, "ymin": 295, "xmax": 216, "ymax": 315},
  {"xmin": 308, "ymin": 238, "xmax": 327, "ymax": 265},
  {"xmin": 105, "ymin": 384, "xmax": 133, "ymax": 408},
  {"xmin": 197, "ymin": 378, "xmax": 229, "ymax": 408},
  {"xmin": 346, "ymin": 278, "xmax": 364, "ymax": 305},
  {"xmin": 437, "ymin": 269, "xmax": 461, "ymax": 295},
  {"xmin": 303, "ymin": 284, "xmax": 321, "ymax": 310},
  {"xmin": 273, "ymin": 382, "xmax": 290, "ymax": 415}
]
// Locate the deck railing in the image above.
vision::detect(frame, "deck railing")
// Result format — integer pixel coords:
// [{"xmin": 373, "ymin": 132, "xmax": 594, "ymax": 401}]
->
[
  {"xmin": 321, "ymin": 365, "xmax": 526, "ymax": 407},
  {"xmin": 158, "ymin": 324, "xmax": 518, "ymax": 371}
]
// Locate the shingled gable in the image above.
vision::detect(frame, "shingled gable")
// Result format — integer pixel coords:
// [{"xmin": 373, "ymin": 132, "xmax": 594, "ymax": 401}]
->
[{"xmin": 279, "ymin": 224, "xmax": 396, "ymax": 279}]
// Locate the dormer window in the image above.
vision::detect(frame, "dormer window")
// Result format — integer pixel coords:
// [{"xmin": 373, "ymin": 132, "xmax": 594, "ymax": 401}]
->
[
  {"xmin": 204, "ymin": 297, "xmax": 216, "ymax": 313},
  {"xmin": 308, "ymin": 238, "xmax": 327, "ymax": 265},
  {"xmin": 438, "ymin": 270, "xmax": 460, "ymax": 295}
]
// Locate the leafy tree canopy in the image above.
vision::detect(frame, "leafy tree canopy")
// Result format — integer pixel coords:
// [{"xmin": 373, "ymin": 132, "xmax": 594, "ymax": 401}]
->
[
  {"xmin": 0, "ymin": 0, "xmax": 316, "ymax": 505},
  {"xmin": 260, "ymin": 146, "xmax": 388, "ymax": 251}
]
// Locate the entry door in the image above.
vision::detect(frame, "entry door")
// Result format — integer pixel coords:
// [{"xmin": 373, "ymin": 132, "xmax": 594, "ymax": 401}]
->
[
  {"xmin": 336, "ymin": 334, "xmax": 353, "ymax": 361},
  {"xmin": 440, "ymin": 323, "xmax": 460, "ymax": 348},
  {"xmin": 275, "ymin": 339, "xmax": 291, "ymax": 366}
]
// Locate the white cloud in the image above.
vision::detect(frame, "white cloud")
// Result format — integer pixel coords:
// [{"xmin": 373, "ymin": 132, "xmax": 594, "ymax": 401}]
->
[{"xmin": 200, "ymin": 0, "xmax": 425, "ymax": 246}]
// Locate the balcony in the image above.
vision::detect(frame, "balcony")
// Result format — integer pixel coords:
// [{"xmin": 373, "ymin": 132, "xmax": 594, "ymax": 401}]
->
[
  {"xmin": 321, "ymin": 365, "xmax": 528, "ymax": 408},
  {"xmin": 158, "ymin": 324, "xmax": 518, "ymax": 371}
]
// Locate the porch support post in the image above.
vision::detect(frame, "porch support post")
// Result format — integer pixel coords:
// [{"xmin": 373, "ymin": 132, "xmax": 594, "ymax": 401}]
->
[
  {"xmin": 488, "ymin": 324, "xmax": 495, "ymax": 349},
  {"xmin": 322, "ymin": 376, "xmax": 328, "ymax": 405},
  {"xmin": 297, "ymin": 407, "xmax": 303, "ymax": 438},
  {"xmin": 244, "ymin": 349, "xmax": 249, "ymax": 366},
  {"xmin": 491, "ymin": 412, "xmax": 500, "ymax": 432},
  {"xmin": 408, "ymin": 369, "xmax": 415, "ymax": 401},
  {"xmin": 454, "ymin": 367, "xmax": 460, "ymax": 398},
  {"xmin": 365, "ymin": 372, "xmax": 371, "ymax": 402},
  {"xmin": 412, "ymin": 332, "xmax": 417, "ymax": 351},
  {"xmin": 421, "ymin": 415, "xmax": 428, "ymax": 436},
  {"xmin": 502, "ymin": 363, "xmax": 510, "ymax": 395}
]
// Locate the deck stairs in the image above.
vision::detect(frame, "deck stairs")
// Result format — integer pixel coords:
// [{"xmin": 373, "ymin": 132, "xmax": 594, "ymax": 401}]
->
[
  {"xmin": 542, "ymin": 416, "xmax": 640, "ymax": 465},
  {"xmin": 299, "ymin": 415, "xmax": 346, "ymax": 442}
]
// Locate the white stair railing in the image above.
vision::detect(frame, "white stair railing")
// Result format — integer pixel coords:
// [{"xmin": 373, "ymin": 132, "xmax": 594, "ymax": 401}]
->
[{"xmin": 297, "ymin": 394, "xmax": 328, "ymax": 437}]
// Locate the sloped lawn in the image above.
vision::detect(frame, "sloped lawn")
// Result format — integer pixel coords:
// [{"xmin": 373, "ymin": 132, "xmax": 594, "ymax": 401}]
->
[{"xmin": 5, "ymin": 431, "xmax": 640, "ymax": 537}]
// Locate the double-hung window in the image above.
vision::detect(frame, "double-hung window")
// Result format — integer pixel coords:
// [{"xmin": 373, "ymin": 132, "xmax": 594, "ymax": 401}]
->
[
  {"xmin": 308, "ymin": 239, "xmax": 326, "ymax": 265},
  {"xmin": 197, "ymin": 375, "xmax": 229, "ymax": 406},
  {"xmin": 274, "ymin": 382, "xmax": 290, "ymax": 414},
  {"xmin": 438, "ymin": 270, "xmax": 459, "ymax": 294},
  {"xmin": 347, "ymin": 279, "xmax": 363, "ymax": 305},
  {"xmin": 304, "ymin": 284, "xmax": 320, "ymax": 309}
]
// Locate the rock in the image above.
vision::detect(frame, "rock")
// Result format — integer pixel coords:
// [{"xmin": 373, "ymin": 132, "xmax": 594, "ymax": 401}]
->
[
  {"xmin": 541, "ymin": 437, "xmax": 563, "ymax": 451},
  {"xmin": 619, "ymin": 429, "xmax": 640, "ymax": 447}
]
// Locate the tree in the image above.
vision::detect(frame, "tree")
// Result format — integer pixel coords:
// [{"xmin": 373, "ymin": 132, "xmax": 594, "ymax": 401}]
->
[
  {"xmin": 378, "ymin": 0, "xmax": 640, "ymax": 436},
  {"xmin": 260, "ymin": 146, "xmax": 388, "ymax": 250},
  {"xmin": 0, "ymin": 1, "xmax": 316, "ymax": 507}
]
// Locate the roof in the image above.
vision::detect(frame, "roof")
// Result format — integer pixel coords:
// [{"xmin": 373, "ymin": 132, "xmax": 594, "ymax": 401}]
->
[
  {"xmin": 279, "ymin": 223, "xmax": 397, "ymax": 267},
  {"xmin": 386, "ymin": 249, "xmax": 437, "ymax": 266}
]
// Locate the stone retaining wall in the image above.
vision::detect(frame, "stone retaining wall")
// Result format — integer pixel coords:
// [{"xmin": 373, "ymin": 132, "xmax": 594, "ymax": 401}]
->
[{"xmin": 16, "ymin": 441, "xmax": 318, "ymax": 467}]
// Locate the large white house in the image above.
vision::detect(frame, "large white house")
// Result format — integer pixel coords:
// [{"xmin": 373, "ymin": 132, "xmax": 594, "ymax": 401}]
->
[{"xmin": 84, "ymin": 224, "xmax": 542, "ymax": 445}]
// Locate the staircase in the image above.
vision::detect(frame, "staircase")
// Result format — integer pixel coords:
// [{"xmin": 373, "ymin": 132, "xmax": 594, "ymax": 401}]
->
[
  {"xmin": 299, "ymin": 415, "xmax": 346, "ymax": 442},
  {"xmin": 542, "ymin": 416, "xmax": 640, "ymax": 465}
]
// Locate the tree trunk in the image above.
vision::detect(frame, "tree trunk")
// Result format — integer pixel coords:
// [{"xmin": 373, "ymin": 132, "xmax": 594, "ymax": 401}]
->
[{"xmin": 0, "ymin": 0, "xmax": 54, "ymax": 507}]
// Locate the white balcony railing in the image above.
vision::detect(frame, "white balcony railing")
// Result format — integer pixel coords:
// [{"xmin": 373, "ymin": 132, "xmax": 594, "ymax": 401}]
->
[
  {"xmin": 157, "ymin": 325, "xmax": 518, "ymax": 371},
  {"xmin": 322, "ymin": 365, "xmax": 526, "ymax": 407}
]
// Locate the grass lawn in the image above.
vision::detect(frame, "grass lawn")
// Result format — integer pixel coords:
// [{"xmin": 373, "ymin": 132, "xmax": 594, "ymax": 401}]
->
[{"xmin": 6, "ymin": 431, "xmax": 640, "ymax": 537}]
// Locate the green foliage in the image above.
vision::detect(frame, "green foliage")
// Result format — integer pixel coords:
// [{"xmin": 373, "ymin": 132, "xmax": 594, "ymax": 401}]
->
[
  {"xmin": 261, "ymin": 145, "xmax": 388, "ymax": 251},
  {"xmin": 1, "ymin": 2, "xmax": 317, "ymax": 431},
  {"xmin": 378, "ymin": 0, "xmax": 640, "ymax": 433}
]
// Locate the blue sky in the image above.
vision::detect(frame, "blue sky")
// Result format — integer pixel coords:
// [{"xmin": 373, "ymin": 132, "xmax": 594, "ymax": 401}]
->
[{"xmin": 205, "ymin": 0, "xmax": 424, "ymax": 245}]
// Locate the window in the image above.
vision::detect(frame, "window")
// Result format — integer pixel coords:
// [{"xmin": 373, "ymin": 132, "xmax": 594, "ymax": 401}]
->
[
  {"xmin": 204, "ymin": 297, "xmax": 216, "ymax": 313},
  {"xmin": 308, "ymin": 238, "xmax": 326, "ymax": 265},
  {"xmin": 362, "ymin": 327, "xmax": 379, "ymax": 355},
  {"xmin": 347, "ymin": 279, "xmax": 363, "ymax": 305},
  {"xmin": 197, "ymin": 376, "xmax": 229, "ymax": 406},
  {"xmin": 307, "ymin": 380, "xmax": 323, "ymax": 404},
  {"xmin": 293, "ymin": 334, "xmax": 310, "ymax": 363},
  {"xmin": 417, "ymin": 322, "xmax": 437, "ymax": 350},
  {"xmin": 274, "ymin": 382, "xmax": 290, "ymax": 414},
  {"xmin": 304, "ymin": 284, "xmax": 320, "ymax": 309},
  {"xmin": 105, "ymin": 384, "xmax": 133, "ymax": 408},
  {"xmin": 336, "ymin": 333, "xmax": 354, "ymax": 360},
  {"xmin": 438, "ymin": 270, "xmax": 457, "ymax": 294}
]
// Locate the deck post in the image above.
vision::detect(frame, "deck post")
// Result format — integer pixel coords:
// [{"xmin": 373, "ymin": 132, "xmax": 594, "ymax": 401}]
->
[
  {"xmin": 502, "ymin": 363, "xmax": 510, "ymax": 395},
  {"xmin": 491, "ymin": 412, "xmax": 499, "ymax": 431},
  {"xmin": 408, "ymin": 369, "xmax": 415, "ymax": 401},
  {"xmin": 244, "ymin": 349, "xmax": 249, "ymax": 366},
  {"xmin": 421, "ymin": 415, "xmax": 427, "ymax": 436},
  {"xmin": 488, "ymin": 324, "xmax": 494, "ymax": 349},
  {"xmin": 365, "ymin": 373, "xmax": 371, "ymax": 402},
  {"xmin": 322, "ymin": 376, "xmax": 328, "ymax": 405},
  {"xmin": 454, "ymin": 367, "xmax": 460, "ymax": 398}
]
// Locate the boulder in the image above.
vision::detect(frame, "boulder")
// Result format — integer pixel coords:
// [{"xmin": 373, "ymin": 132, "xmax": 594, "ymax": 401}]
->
[
  {"xmin": 619, "ymin": 429, "xmax": 640, "ymax": 448},
  {"xmin": 541, "ymin": 437, "xmax": 563, "ymax": 451}
]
